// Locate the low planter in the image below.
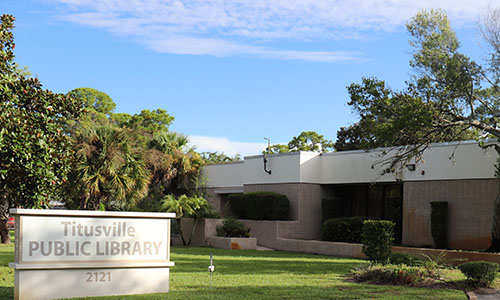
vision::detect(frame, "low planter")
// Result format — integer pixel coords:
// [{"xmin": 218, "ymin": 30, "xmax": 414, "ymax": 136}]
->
[{"xmin": 207, "ymin": 236, "xmax": 257, "ymax": 250}]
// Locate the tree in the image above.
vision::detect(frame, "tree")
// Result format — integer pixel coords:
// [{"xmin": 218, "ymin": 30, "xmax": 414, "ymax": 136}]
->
[
  {"xmin": 112, "ymin": 109, "xmax": 174, "ymax": 136},
  {"xmin": 335, "ymin": 77, "xmax": 475, "ymax": 153},
  {"xmin": 68, "ymin": 87, "xmax": 115, "ymax": 116},
  {"xmin": 288, "ymin": 131, "xmax": 334, "ymax": 152},
  {"xmin": 264, "ymin": 143, "xmax": 291, "ymax": 154},
  {"xmin": 111, "ymin": 109, "xmax": 175, "ymax": 147},
  {"xmin": 266, "ymin": 131, "xmax": 334, "ymax": 154},
  {"xmin": 64, "ymin": 125, "xmax": 149, "ymax": 210},
  {"xmin": 341, "ymin": 8, "xmax": 500, "ymax": 250},
  {"xmin": 145, "ymin": 131, "xmax": 204, "ymax": 197},
  {"xmin": 201, "ymin": 151, "xmax": 241, "ymax": 164},
  {"xmin": 0, "ymin": 15, "xmax": 83, "ymax": 243},
  {"xmin": 161, "ymin": 194, "xmax": 210, "ymax": 246},
  {"xmin": 334, "ymin": 123, "xmax": 368, "ymax": 151}
]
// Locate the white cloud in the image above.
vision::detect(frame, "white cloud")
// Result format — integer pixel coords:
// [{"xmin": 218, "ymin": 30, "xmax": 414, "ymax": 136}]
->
[
  {"xmin": 50, "ymin": 0, "xmax": 500, "ymax": 61},
  {"xmin": 189, "ymin": 136, "xmax": 267, "ymax": 157},
  {"xmin": 145, "ymin": 36, "xmax": 364, "ymax": 62}
]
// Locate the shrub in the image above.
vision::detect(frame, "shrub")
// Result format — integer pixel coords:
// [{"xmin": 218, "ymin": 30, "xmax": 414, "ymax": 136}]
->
[
  {"xmin": 430, "ymin": 201, "xmax": 448, "ymax": 249},
  {"xmin": 322, "ymin": 217, "xmax": 366, "ymax": 243},
  {"xmin": 362, "ymin": 220, "xmax": 395, "ymax": 264},
  {"xmin": 227, "ymin": 192, "xmax": 289, "ymax": 220},
  {"xmin": 350, "ymin": 264, "xmax": 440, "ymax": 286},
  {"xmin": 389, "ymin": 253, "xmax": 422, "ymax": 266},
  {"xmin": 216, "ymin": 217, "xmax": 250, "ymax": 238},
  {"xmin": 458, "ymin": 261, "xmax": 499, "ymax": 287}
]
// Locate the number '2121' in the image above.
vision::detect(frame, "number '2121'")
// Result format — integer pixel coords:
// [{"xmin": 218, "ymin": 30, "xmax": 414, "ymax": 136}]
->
[{"xmin": 86, "ymin": 271, "xmax": 111, "ymax": 282}]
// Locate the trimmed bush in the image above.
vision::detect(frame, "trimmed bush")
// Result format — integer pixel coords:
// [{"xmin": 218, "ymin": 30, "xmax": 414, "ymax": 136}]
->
[
  {"xmin": 458, "ymin": 261, "xmax": 500, "ymax": 287},
  {"xmin": 322, "ymin": 217, "xmax": 366, "ymax": 243},
  {"xmin": 216, "ymin": 217, "xmax": 250, "ymax": 238},
  {"xmin": 389, "ymin": 253, "xmax": 422, "ymax": 266},
  {"xmin": 227, "ymin": 192, "xmax": 289, "ymax": 220},
  {"xmin": 362, "ymin": 220, "xmax": 395, "ymax": 264},
  {"xmin": 430, "ymin": 201, "xmax": 448, "ymax": 249}
]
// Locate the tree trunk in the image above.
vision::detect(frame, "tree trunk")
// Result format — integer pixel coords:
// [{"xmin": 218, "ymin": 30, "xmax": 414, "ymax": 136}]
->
[
  {"xmin": 177, "ymin": 219, "xmax": 187, "ymax": 246},
  {"xmin": 187, "ymin": 217, "xmax": 199, "ymax": 246},
  {"xmin": 0, "ymin": 195, "xmax": 11, "ymax": 244}
]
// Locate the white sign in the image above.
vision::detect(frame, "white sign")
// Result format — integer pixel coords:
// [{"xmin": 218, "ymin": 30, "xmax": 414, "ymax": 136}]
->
[
  {"xmin": 20, "ymin": 216, "xmax": 169, "ymax": 262},
  {"xmin": 10, "ymin": 209, "xmax": 176, "ymax": 300}
]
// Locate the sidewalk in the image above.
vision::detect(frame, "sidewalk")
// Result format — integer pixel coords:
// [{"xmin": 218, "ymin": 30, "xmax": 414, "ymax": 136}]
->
[{"xmin": 470, "ymin": 288, "xmax": 500, "ymax": 300}]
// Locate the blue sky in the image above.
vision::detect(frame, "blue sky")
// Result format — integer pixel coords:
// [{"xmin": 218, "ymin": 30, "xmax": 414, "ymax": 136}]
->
[{"xmin": 2, "ymin": 1, "xmax": 497, "ymax": 156}]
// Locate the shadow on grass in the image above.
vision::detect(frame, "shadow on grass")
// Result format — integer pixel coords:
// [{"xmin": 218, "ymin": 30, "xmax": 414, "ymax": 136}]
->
[
  {"xmin": 0, "ymin": 252, "xmax": 14, "ymax": 266},
  {"xmin": 67, "ymin": 282, "xmax": 467, "ymax": 300},
  {"xmin": 174, "ymin": 259, "xmax": 361, "ymax": 275},
  {"xmin": 172, "ymin": 247, "xmax": 362, "ymax": 260},
  {"xmin": 0, "ymin": 286, "xmax": 14, "ymax": 299},
  {"xmin": 171, "ymin": 247, "xmax": 365, "ymax": 275}
]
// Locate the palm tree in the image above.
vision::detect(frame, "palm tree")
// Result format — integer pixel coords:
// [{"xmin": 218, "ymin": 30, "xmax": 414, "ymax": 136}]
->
[
  {"xmin": 146, "ymin": 131, "xmax": 204, "ymax": 197},
  {"xmin": 161, "ymin": 194, "xmax": 210, "ymax": 246},
  {"xmin": 67, "ymin": 125, "xmax": 150, "ymax": 210}
]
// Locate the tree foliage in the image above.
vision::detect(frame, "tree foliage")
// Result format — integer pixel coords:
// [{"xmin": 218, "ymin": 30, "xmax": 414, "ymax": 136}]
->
[
  {"xmin": 0, "ymin": 14, "xmax": 209, "ymax": 245},
  {"xmin": 201, "ymin": 151, "xmax": 241, "ymax": 164},
  {"xmin": 64, "ymin": 125, "xmax": 150, "ymax": 210},
  {"xmin": 335, "ymin": 77, "xmax": 475, "ymax": 152},
  {"xmin": 145, "ymin": 131, "xmax": 204, "ymax": 198},
  {"xmin": 68, "ymin": 87, "xmax": 115, "ymax": 116},
  {"xmin": 266, "ymin": 131, "xmax": 334, "ymax": 154},
  {"xmin": 112, "ymin": 109, "xmax": 174, "ymax": 136},
  {"xmin": 338, "ymin": 8, "xmax": 500, "ymax": 249},
  {"xmin": 0, "ymin": 14, "xmax": 83, "ymax": 242},
  {"xmin": 64, "ymin": 87, "xmax": 201, "ymax": 213},
  {"xmin": 161, "ymin": 194, "xmax": 210, "ymax": 245}
]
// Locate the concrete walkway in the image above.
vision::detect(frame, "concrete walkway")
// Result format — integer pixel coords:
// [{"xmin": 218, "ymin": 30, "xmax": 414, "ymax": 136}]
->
[
  {"xmin": 256, "ymin": 245, "xmax": 273, "ymax": 251},
  {"xmin": 470, "ymin": 288, "xmax": 500, "ymax": 300}
]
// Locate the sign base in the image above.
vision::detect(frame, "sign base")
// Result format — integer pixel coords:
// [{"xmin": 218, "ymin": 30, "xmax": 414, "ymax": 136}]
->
[{"xmin": 14, "ymin": 267, "xmax": 170, "ymax": 300}]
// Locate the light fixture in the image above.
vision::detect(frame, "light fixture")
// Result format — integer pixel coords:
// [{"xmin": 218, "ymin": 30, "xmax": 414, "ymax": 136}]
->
[
  {"xmin": 263, "ymin": 138, "xmax": 272, "ymax": 175},
  {"xmin": 406, "ymin": 164, "xmax": 416, "ymax": 171}
]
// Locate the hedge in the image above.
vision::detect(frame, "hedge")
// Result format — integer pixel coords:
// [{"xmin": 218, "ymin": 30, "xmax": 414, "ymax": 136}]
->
[
  {"xmin": 322, "ymin": 217, "xmax": 366, "ymax": 243},
  {"xmin": 227, "ymin": 192, "xmax": 289, "ymax": 220},
  {"xmin": 362, "ymin": 220, "xmax": 395, "ymax": 264},
  {"xmin": 458, "ymin": 261, "xmax": 500, "ymax": 287}
]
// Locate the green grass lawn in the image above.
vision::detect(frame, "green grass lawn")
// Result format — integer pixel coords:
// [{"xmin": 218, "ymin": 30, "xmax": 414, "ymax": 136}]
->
[{"xmin": 0, "ymin": 233, "xmax": 467, "ymax": 300}]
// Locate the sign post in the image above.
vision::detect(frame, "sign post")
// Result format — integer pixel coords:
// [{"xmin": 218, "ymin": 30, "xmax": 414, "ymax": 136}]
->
[{"xmin": 9, "ymin": 209, "xmax": 175, "ymax": 300}]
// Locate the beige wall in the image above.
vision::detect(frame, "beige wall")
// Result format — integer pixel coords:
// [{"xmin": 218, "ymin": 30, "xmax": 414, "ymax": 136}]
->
[
  {"xmin": 172, "ymin": 218, "xmax": 222, "ymax": 246},
  {"xmin": 207, "ymin": 179, "xmax": 499, "ymax": 250},
  {"xmin": 403, "ymin": 179, "xmax": 498, "ymax": 250},
  {"xmin": 244, "ymin": 183, "xmax": 301, "ymax": 221},
  {"xmin": 244, "ymin": 183, "xmax": 323, "ymax": 240},
  {"xmin": 205, "ymin": 188, "xmax": 218, "ymax": 210}
]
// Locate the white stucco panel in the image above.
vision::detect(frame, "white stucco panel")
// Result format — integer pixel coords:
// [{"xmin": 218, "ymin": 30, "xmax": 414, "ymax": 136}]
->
[
  {"xmin": 243, "ymin": 154, "xmax": 301, "ymax": 184},
  {"xmin": 203, "ymin": 162, "xmax": 244, "ymax": 188}
]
